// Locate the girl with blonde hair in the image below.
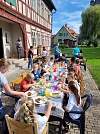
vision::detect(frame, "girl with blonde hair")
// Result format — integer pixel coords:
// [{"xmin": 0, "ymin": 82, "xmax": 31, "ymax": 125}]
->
[
  {"xmin": 0, "ymin": 58, "xmax": 25, "ymax": 97},
  {"xmin": 14, "ymin": 98, "xmax": 52, "ymax": 134}
]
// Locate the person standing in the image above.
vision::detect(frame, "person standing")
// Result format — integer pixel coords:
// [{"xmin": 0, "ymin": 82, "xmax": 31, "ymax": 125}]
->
[
  {"xmin": 28, "ymin": 46, "xmax": 34, "ymax": 69},
  {"xmin": 54, "ymin": 43, "xmax": 61, "ymax": 59},
  {"xmin": 72, "ymin": 45, "xmax": 80, "ymax": 57},
  {"xmin": 15, "ymin": 37, "xmax": 22, "ymax": 59}
]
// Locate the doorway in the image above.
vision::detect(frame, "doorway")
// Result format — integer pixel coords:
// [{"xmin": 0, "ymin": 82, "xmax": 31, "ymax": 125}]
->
[{"xmin": 0, "ymin": 28, "xmax": 4, "ymax": 58}]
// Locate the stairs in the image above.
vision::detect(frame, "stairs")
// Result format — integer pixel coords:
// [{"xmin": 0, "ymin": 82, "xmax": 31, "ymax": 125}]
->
[{"xmin": 4, "ymin": 58, "xmax": 28, "ymax": 77}]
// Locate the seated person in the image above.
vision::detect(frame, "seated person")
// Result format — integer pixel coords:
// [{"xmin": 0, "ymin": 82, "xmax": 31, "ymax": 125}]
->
[
  {"xmin": 20, "ymin": 73, "xmax": 36, "ymax": 92},
  {"xmin": 31, "ymin": 63, "xmax": 41, "ymax": 81},
  {"xmin": 63, "ymin": 81, "xmax": 82, "ymax": 131},
  {"xmin": 14, "ymin": 98, "xmax": 52, "ymax": 134},
  {"xmin": 67, "ymin": 56, "xmax": 76, "ymax": 69},
  {"xmin": 42, "ymin": 47, "xmax": 48, "ymax": 57},
  {"xmin": 41, "ymin": 59, "xmax": 49, "ymax": 76},
  {"xmin": 75, "ymin": 59, "xmax": 81, "ymax": 75},
  {"xmin": 57, "ymin": 53, "xmax": 68, "ymax": 63},
  {"xmin": 48, "ymin": 57, "xmax": 54, "ymax": 67},
  {"xmin": 37, "ymin": 57, "xmax": 42, "ymax": 66}
]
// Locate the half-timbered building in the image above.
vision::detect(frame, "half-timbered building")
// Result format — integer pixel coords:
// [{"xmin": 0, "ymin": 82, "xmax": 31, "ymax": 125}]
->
[{"xmin": 0, "ymin": 0, "xmax": 56, "ymax": 58}]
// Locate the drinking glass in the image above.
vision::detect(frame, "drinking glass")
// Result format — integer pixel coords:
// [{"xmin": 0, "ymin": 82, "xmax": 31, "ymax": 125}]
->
[{"xmin": 46, "ymin": 91, "xmax": 50, "ymax": 98}]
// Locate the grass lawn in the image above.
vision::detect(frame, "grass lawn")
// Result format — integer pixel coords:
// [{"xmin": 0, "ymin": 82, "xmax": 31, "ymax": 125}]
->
[{"xmin": 52, "ymin": 47, "xmax": 100, "ymax": 89}]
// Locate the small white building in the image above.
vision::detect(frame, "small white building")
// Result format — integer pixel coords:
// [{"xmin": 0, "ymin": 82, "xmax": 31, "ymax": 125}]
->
[{"xmin": 0, "ymin": 0, "xmax": 56, "ymax": 58}]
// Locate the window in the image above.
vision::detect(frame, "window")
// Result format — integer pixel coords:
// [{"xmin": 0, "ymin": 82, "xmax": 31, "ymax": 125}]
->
[
  {"xmin": 58, "ymin": 39, "xmax": 62, "ymax": 43},
  {"xmin": 37, "ymin": 0, "xmax": 40, "ymax": 14},
  {"xmin": 38, "ymin": 32, "xmax": 41, "ymax": 45},
  {"xmin": 41, "ymin": 34, "xmax": 44, "ymax": 46},
  {"xmin": 6, "ymin": 0, "xmax": 16, "ymax": 6},
  {"xmin": 41, "ymin": 3, "xmax": 44, "ymax": 17},
  {"xmin": 48, "ymin": 11, "xmax": 50, "ymax": 22},
  {"xmin": 32, "ymin": 0, "xmax": 35, "ymax": 10},
  {"xmin": 59, "ymin": 33, "xmax": 62, "ymax": 36},
  {"xmin": 64, "ymin": 33, "xmax": 68, "ymax": 36},
  {"xmin": 32, "ymin": 31, "xmax": 36, "ymax": 47}
]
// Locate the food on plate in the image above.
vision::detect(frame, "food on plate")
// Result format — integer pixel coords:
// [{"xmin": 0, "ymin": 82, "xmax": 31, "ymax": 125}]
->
[
  {"xmin": 35, "ymin": 96, "xmax": 47, "ymax": 104},
  {"xmin": 35, "ymin": 98, "xmax": 41, "ymax": 103},
  {"xmin": 40, "ymin": 96, "xmax": 47, "ymax": 101},
  {"xmin": 34, "ymin": 85, "xmax": 40, "ymax": 88},
  {"xmin": 52, "ymin": 92, "xmax": 61, "ymax": 98},
  {"xmin": 27, "ymin": 92, "xmax": 32, "ymax": 96}
]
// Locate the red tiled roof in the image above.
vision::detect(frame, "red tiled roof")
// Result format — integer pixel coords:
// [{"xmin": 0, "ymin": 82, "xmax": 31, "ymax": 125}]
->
[
  {"xmin": 64, "ymin": 26, "xmax": 78, "ymax": 38},
  {"xmin": 51, "ymin": 34, "xmax": 55, "ymax": 38}
]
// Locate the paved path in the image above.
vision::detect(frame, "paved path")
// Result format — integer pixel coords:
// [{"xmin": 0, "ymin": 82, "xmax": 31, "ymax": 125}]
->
[{"xmin": 0, "ymin": 64, "xmax": 100, "ymax": 134}]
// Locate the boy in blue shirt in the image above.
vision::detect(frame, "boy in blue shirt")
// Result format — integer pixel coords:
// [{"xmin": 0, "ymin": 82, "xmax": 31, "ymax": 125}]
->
[{"xmin": 31, "ymin": 64, "xmax": 41, "ymax": 81}]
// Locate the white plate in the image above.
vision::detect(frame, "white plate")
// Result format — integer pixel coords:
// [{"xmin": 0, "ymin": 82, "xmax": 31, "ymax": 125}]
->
[
  {"xmin": 25, "ymin": 91, "xmax": 37, "ymax": 98},
  {"xmin": 50, "ymin": 91, "xmax": 61, "ymax": 98},
  {"xmin": 33, "ymin": 96, "xmax": 47, "ymax": 104},
  {"xmin": 32, "ymin": 84, "xmax": 41, "ymax": 89}
]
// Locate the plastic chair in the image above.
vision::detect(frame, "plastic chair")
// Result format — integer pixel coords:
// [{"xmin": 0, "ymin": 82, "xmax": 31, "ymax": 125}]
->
[
  {"xmin": 5, "ymin": 114, "xmax": 49, "ymax": 134},
  {"xmin": 11, "ymin": 77, "xmax": 23, "ymax": 91},
  {"xmin": 20, "ymin": 72, "xmax": 27, "ymax": 79},
  {"xmin": 63, "ymin": 94, "xmax": 93, "ymax": 134}
]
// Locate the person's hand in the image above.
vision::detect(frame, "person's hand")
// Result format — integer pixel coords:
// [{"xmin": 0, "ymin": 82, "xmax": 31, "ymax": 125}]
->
[
  {"xmin": 47, "ymin": 102, "xmax": 52, "ymax": 109},
  {"xmin": 20, "ymin": 92, "xmax": 26, "ymax": 99}
]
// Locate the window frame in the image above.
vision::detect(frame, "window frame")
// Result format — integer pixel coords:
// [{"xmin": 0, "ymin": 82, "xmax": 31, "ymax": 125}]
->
[{"xmin": 32, "ymin": 31, "xmax": 37, "ymax": 48}]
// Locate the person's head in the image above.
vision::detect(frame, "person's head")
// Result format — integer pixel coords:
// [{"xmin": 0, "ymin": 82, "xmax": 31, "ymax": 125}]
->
[
  {"xmin": 68, "ymin": 67, "xmax": 76, "ymax": 73},
  {"xmin": 71, "ymin": 56, "xmax": 76, "ymax": 63},
  {"xmin": 18, "ymin": 37, "xmax": 21, "ymax": 41},
  {"xmin": 42, "ymin": 59, "xmax": 48, "ymax": 66},
  {"xmin": 67, "ymin": 72, "xmax": 75, "ymax": 82},
  {"xmin": 30, "ymin": 46, "xmax": 33, "ymax": 50},
  {"xmin": 50, "ymin": 57, "xmax": 54, "ymax": 62},
  {"xmin": 62, "ymin": 53, "xmax": 66, "ymax": 59},
  {"xmin": 0, "ymin": 59, "xmax": 11, "ymax": 73},
  {"xmin": 43, "ymin": 46, "xmax": 46, "ymax": 51},
  {"xmin": 32, "ymin": 63, "xmax": 38, "ymax": 72},
  {"xmin": 56, "ymin": 42, "xmax": 59, "ymax": 46},
  {"xmin": 19, "ymin": 98, "xmax": 35, "ymax": 123},
  {"xmin": 68, "ymin": 81, "xmax": 80, "ymax": 105},
  {"xmin": 26, "ymin": 73, "xmax": 34, "ymax": 83},
  {"xmin": 76, "ymin": 59, "xmax": 80, "ymax": 65}
]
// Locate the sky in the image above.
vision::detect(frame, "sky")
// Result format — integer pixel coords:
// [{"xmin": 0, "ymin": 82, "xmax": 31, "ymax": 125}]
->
[{"xmin": 52, "ymin": 0, "xmax": 90, "ymax": 34}]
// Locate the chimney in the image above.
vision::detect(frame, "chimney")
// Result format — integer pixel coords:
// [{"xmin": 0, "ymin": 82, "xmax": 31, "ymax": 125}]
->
[{"xmin": 65, "ymin": 24, "xmax": 67, "ymax": 27}]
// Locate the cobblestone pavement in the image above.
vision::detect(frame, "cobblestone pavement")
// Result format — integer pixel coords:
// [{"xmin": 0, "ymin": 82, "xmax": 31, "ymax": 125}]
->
[{"xmin": 0, "ymin": 65, "xmax": 100, "ymax": 134}]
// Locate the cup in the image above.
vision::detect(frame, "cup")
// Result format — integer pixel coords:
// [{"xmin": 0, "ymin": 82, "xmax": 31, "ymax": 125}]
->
[
  {"xmin": 54, "ymin": 85, "xmax": 58, "ymax": 90},
  {"xmin": 53, "ymin": 68, "xmax": 56, "ymax": 72},
  {"xmin": 39, "ymin": 81, "xmax": 42, "ymax": 85},
  {"xmin": 46, "ymin": 91, "xmax": 50, "ymax": 98},
  {"xmin": 41, "ymin": 90, "xmax": 45, "ymax": 96},
  {"xmin": 43, "ymin": 87, "xmax": 46, "ymax": 92},
  {"xmin": 54, "ymin": 76, "xmax": 57, "ymax": 80}
]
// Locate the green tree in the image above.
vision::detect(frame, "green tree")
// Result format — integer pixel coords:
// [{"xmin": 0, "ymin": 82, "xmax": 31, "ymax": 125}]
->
[{"xmin": 80, "ymin": 5, "xmax": 100, "ymax": 47}]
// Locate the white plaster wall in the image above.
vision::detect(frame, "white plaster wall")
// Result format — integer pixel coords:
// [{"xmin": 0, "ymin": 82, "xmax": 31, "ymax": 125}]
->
[
  {"xmin": 11, "ymin": 23, "xmax": 24, "ymax": 57},
  {"xmin": 0, "ymin": 20, "xmax": 12, "ymax": 58},
  {"xmin": 19, "ymin": 1, "xmax": 22, "ymax": 14}
]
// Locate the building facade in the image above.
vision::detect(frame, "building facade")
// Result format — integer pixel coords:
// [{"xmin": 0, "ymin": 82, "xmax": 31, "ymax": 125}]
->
[
  {"xmin": 53, "ymin": 24, "xmax": 78, "ymax": 47},
  {"xmin": 0, "ymin": 0, "xmax": 56, "ymax": 58},
  {"xmin": 90, "ymin": 0, "xmax": 100, "ymax": 6}
]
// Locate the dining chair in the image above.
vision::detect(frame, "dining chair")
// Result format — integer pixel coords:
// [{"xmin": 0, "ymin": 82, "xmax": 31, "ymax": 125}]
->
[
  {"xmin": 20, "ymin": 72, "xmax": 27, "ymax": 79},
  {"xmin": 5, "ymin": 114, "xmax": 49, "ymax": 134},
  {"xmin": 11, "ymin": 76, "xmax": 23, "ymax": 91},
  {"xmin": 63, "ymin": 94, "xmax": 93, "ymax": 134}
]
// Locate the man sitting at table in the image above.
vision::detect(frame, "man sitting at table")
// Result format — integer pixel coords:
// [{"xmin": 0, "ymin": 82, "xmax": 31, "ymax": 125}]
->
[
  {"xmin": 20, "ymin": 73, "xmax": 36, "ymax": 92},
  {"xmin": 57, "ymin": 53, "xmax": 68, "ymax": 63}
]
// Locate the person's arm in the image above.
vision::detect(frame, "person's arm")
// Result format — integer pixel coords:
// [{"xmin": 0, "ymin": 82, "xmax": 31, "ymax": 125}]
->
[
  {"xmin": 45, "ymin": 102, "xmax": 52, "ymax": 119},
  {"xmin": 3, "ymin": 83, "xmax": 25, "ymax": 97},
  {"xmin": 63, "ymin": 106, "xmax": 70, "ymax": 112},
  {"xmin": 22, "ymin": 83, "xmax": 36, "ymax": 89}
]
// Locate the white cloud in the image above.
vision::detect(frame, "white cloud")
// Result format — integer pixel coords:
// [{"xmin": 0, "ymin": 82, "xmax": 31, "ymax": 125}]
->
[
  {"xmin": 58, "ymin": 0, "xmax": 62, "ymax": 4},
  {"xmin": 71, "ymin": 1, "xmax": 77, "ymax": 4}
]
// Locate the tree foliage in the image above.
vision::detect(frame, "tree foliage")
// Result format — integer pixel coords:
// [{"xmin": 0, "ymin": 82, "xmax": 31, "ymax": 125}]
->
[{"xmin": 80, "ymin": 5, "xmax": 100, "ymax": 47}]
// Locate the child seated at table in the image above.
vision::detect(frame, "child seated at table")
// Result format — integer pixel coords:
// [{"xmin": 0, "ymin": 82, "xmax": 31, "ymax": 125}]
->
[
  {"xmin": 37, "ymin": 57, "xmax": 42, "ymax": 66},
  {"xmin": 63, "ymin": 81, "xmax": 83, "ymax": 131},
  {"xmin": 31, "ymin": 63, "xmax": 41, "ymax": 81},
  {"xmin": 14, "ymin": 98, "xmax": 52, "ymax": 134},
  {"xmin": 41, "ymin": 59, "xmax": 49, "ymax": 76},
  {"xmin": 20, "ymin": 73, "xmax": 36, "ymax": 92},
  {"xmin": 48, "ymin": 57, "xmax": 54, "ymax": 67},
  {"xmin": 75, "ymin": 59, "xmax": 81, "ymax": 75}
]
